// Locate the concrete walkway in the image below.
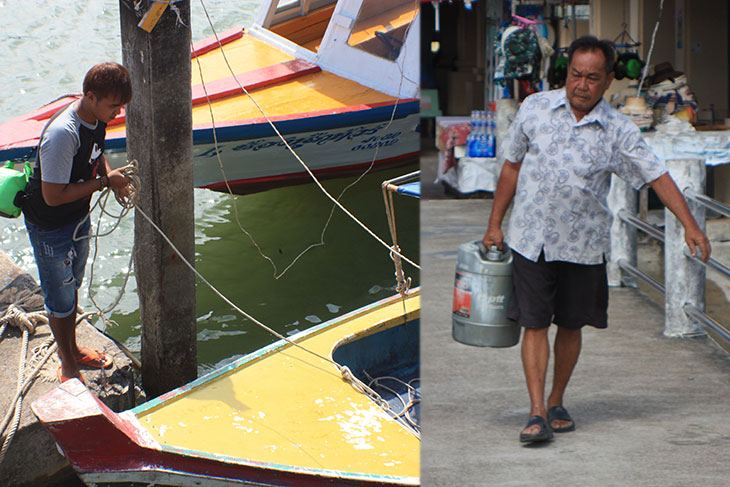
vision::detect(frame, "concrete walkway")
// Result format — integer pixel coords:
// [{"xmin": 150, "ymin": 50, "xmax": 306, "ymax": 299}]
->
[
  {"xmin": 0, "ymin": 251, "xmax": 139, "ymax": 486},
  {"xmin": 420, "ymin": 198, "xmax": 730, "ymax": 487}
]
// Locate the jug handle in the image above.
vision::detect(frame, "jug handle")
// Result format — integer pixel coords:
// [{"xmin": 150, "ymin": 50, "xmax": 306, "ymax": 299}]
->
[{"xmin": 477, "ymin": 242, "xmax": 489, "ymax": 260}]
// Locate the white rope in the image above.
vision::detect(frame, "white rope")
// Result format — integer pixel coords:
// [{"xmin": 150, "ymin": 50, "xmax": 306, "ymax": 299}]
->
[
  {"xmin": 364, "ymin": 372, "xmax": 420, "ymax": 435},
  {"xmin": 0, "ymin": 304, "xmax": 53, "ymax": 465},
  {"xmin": 72, "ymin": 161, "xmax": 140, "ymax": 331}
]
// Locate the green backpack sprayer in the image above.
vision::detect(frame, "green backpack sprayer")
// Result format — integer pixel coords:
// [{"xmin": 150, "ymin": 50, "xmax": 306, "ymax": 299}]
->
[{"xmin": 0, "ymin": 160, "xmax": 32, "ymax": 218}]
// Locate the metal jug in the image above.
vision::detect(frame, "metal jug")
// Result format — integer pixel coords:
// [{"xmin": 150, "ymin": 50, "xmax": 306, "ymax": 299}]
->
[{"xmin": 452, "ymin": 241, "xmax": 520, "ymax": 347}]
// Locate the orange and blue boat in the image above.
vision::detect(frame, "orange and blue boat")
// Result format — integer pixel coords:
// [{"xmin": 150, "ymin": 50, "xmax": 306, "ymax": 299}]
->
[{"xmin": 0, "ymin": 0, "xmax": 420, "ymax": 194}]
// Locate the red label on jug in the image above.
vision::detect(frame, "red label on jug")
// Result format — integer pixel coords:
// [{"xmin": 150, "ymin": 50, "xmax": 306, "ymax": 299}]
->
[{"xmin": 453, "ymin": 272, "xmax": 472, "ymax": 318}]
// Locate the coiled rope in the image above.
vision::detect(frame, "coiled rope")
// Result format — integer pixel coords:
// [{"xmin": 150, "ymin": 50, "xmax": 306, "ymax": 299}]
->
[
  {"xmin": 365, "ymin": 373, "xmax": 420, "ymax": 433},
  {"xmin": 73, "ymin": 161, "xmax": 140, "ymax": 336},
  {"xmin": 0, "ymin": 302, "xmax": 51, "ymax": 465}
]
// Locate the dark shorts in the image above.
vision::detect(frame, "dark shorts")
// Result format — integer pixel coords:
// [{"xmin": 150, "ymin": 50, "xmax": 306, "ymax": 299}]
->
[{"xmin": 507, "ymin": 249, "xmax": 608, "ymax": 330}]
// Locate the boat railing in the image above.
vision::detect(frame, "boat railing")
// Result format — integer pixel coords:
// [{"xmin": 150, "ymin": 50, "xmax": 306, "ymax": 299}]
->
[{"xmin": 608, "ymin": 158, "xmax": 730, "ymax": 349}]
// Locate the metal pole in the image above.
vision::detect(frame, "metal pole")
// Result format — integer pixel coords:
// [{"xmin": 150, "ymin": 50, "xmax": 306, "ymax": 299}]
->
[
  {"xmin": 608, "ymin": 175, "xmax": 638, "ymax": 287},
  {"xmin": 664, "ymin": 158, "xmax": 706, "ymax": 337},
  {"xmin": 618, "ymin": 259, "xmax": 665, "ymax": 294},
  {"xmin": 120, "ymin": 0, "xmax": 197, "ymax": 396}
]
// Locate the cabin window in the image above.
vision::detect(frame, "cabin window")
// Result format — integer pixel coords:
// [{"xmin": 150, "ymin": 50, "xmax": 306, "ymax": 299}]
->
[
  {"xmin": 346, "ymin": 0, "xmax": 416, "ymax": 61},
  {"xmin": 275, "ymin": 0, "xmax": 300, "ymax": 13}
]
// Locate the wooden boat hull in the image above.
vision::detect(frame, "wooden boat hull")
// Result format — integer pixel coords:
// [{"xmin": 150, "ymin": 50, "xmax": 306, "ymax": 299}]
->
[
  {"xmin": 32, "ymin": 291, "xmax": 420, "ymax": 486},
  {"xmin": 107, "ymin": 101, "xmax": 420, "ymax": 194}
]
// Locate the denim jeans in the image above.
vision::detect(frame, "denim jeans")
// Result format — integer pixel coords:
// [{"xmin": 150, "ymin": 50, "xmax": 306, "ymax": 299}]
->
[{"xmin": 25, "ymin": 216, "xmax": 90, "ymax": 318}]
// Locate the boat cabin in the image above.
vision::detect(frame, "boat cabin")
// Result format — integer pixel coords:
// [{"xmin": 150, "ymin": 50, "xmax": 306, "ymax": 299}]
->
[{"xmin": 251, "ymin": 0, "xmax": 419, "ymax": 98}]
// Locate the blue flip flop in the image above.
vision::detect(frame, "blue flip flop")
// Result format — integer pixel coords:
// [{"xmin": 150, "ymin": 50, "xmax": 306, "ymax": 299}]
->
[
  {"xmin": 547, "ymin": 405, "xmax": 576, "ymax": 433},
  {"xmin": 519, "ymin": 415, "xmax": 553, "ymax": 443}
]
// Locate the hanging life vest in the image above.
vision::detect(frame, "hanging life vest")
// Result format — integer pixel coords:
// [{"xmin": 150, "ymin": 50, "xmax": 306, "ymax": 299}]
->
[{"xmin": 0, "ymin": 160, "xmax": 32, "ymax": 218}]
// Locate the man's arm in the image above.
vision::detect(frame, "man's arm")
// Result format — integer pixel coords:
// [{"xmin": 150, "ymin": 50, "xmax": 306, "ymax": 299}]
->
[
  {"xmin": 482, "ymin": 160, "xmax": 522, "ymax": 250},
  {"xmin": 649, "ymin": 172, "xmax": 711, "ymax": 262},
  {"xmin": 97, "ymin": 154, "xmax": 111, "ymax": 177},
  {"xmin": 42, "ymin": 161, "xmax": 132, "ymax": 207},
  {"xmin": 42, "ymin": 179, "xmax": 106, "ymax": 207}
]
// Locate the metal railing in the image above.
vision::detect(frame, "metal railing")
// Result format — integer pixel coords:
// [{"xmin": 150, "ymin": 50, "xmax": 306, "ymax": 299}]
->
[{"xmin": 608, "ymin": 158, "xmax": 730, "ymax": 348}]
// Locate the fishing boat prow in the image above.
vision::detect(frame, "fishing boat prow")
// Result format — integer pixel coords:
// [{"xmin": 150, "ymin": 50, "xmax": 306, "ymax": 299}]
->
[{"xmin": 32, "ymin": 290, "xmax": 421, "ymax": 486}]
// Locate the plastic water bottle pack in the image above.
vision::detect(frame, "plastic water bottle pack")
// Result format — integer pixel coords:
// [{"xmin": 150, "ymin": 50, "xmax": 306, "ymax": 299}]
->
[{"xmin": 467, "ymin": 110, "xmax": 496, "ymax": 158}]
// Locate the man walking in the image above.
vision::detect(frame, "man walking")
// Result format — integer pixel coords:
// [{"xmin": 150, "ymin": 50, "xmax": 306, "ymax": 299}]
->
[
  {"xmin": 23, "ymin": 62, "xmax": 133, "ymax": 384},
  {"xmin": 482, "ymin": 36, "xmax": 711, "ymax": 443}
]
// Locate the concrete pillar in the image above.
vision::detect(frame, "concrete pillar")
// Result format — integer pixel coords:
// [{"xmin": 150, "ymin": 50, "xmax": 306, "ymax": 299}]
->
[
  {"xmin": 607, "ymin": 174, "xmax": 638, "ymax": 287},
  {"xmin": 120, "ymin": 0, "xmax": 197, "ymax": 396},
  {"xmin": 664, "ymin": 158, "xmax": 706, "ymax": 337}
]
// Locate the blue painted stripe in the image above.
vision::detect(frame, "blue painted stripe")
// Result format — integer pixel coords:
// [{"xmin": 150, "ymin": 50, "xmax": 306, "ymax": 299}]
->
[
  {"xmin": 189, "ymin": 101, "xmax": 419, "ymax": 145},
  {"xmin": 106, "ymin": 101, "xmax": 419, "ymax": 152},
  {"xmin": 2, "ymin": 101, "xmax": 419, "ymax": 158}
]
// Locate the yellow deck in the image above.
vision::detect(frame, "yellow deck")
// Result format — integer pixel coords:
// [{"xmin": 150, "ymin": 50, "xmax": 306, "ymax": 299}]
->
[
  {"xmin": 136, "ymin": 292, "xmax": 420, "ymax": 480},
  {"xmin": 106, "ymin": 31, "xmax": 396, "ymax": 135}
]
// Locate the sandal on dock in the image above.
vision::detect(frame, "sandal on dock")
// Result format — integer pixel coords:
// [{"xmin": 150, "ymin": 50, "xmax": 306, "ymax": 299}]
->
[
  {"xmin": 76, "ymin": 348, "xmax": 113, "ymax": 369},
  {"xmin": 547, "ymin": 405, "xmax": 576, "ymax": 433},
  {"xmin": 519, "ymin": 415, "xmax": 553, "ymax": 443}
]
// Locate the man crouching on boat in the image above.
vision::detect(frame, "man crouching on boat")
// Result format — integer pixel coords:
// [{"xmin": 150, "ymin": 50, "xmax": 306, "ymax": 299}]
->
[{"xmin": 22, "ymin": 62, "xmax": 133, "ymax": 383}]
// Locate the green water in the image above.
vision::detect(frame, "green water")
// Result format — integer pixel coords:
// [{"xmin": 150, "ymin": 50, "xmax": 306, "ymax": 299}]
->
[
  {"xmin": 0, "ymin": 0, "xmax": 420, "ymax": 372},
  {"xmin": 115, "ymin": 168, "xmax": 419, "ymax": 372}
]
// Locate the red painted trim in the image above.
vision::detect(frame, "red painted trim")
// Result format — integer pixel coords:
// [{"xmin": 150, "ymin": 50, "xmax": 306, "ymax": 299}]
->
[
  {"xmin": 190, "ymin": 27, "xmax": 244, "ymax": 58},
  {"xmin": 203, "ymin": 152, "xmax": 419, "ymax": 195},
  {"xmin": 191, "ymin": 59, "xmax": 320, "ymax": 105}
]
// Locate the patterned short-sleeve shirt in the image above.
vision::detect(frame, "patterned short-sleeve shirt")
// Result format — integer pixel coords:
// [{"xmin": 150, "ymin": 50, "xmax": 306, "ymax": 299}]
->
[{"xmin": 502, "ymin": 89, "xmax": 666, "ymax": 265}]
